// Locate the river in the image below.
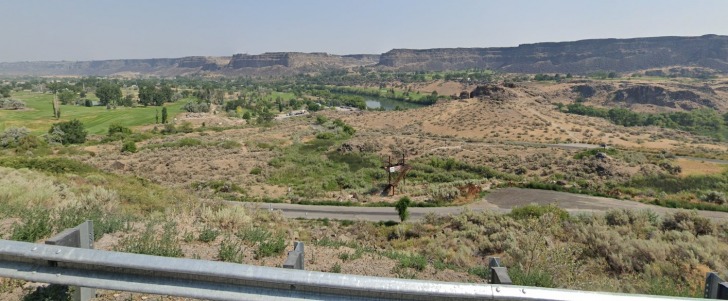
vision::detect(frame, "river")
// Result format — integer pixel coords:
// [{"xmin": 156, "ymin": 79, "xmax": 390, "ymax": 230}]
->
[{"xmin": 364, "ymin": 96, "xmax": 425, "ymax": 111}]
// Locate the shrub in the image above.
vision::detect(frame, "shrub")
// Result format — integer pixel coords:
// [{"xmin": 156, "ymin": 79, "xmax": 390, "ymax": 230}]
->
[
  {"xmin": 395, "ymin": 252, "xmax": 427, "ymax": 271},
  {"xmin": 0, "ymin": 98, "xmax": 25, "ymax": 110},
  {"xmin": 198, "ymin": 227, "xmax": 220, "ymax": 243},
  {"xmin": 316, "ymin": 132, "xmax": 335, "ymax": 140},
  {"xmin": 661, "ymin": 211, "xmax": 713, "ymax": 236},
  {"xmin": 250, "ymin": 167, "xmax": 262, "ymax": 175},
  {"xmin": 218, "ymin": 237, "xmax": 245, "ymax": 263},
  {"xmin": 10, "ymin": 207, "xmax": 53, "ymax": 242},
  {"xmin": 48, "ymin": 119, "xmax": 87, "ymax": 145},
  {"xmin": 0, "ymin": 157, "xmax": 95, "ymax": 174},
  {"xmin": 701, "ymin": 191, "xmax": 727, "ymax": 205},
  {"xmin": 509, "ymin": 266, "xmax": 555, "ymax": 288},
  {"xmin": 116, "ymin": 222, "xmax": 183, "ymax": 257},
  {"xmin": 218, "ymin": 140, "xmax": 241, "ymax": 149},
  {"xmin": 160, "ymin": 124, "xmax": 177, "ymax": 135},
  {"xmin": 605, "ymin": 209, "xmax": 631, "ymax": 226},
  {"xmin": 176, "ymin": 138, "xmax": 202, "ymax": 147},
  {"xmin": 315, "ymin": 115, "xmax": 328, "ymax": 125},
  {"xmin": 108, "ymin": 123, "xmax": 132, "ymax": 136},
  {"xmin": 238, "ymin": 227, "xmax": 270, "ymax": 244},
  {"xmin": 395, "ymin": 196, "xmax": 411, "ymax": 222},
  {"xmin": 201, "ymin": 205, "xmax": 251, "ymax": 230},
  {"xmin": 121, "ymin": 141, "xmax": 137, "ymax": 153},
  {"xmin": 256, "ymin": 235, "xmax": 286, "ymax": 258},
  {"xmin": 0, "ymin": 127, "xmax": 30, "ymax": 148},
  {"xmin": 178, "ymin": 122, "xmax": 194, "ymax": 133},
  {"xmin": 509, "ymin": 203, "xmax": 569, "ymax": 221}
]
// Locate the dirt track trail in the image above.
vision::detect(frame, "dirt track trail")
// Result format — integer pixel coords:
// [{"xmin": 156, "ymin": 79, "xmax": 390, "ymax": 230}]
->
[{"xmin": 235, "ymin": 188, "xmax": 728, "ymax": 222}]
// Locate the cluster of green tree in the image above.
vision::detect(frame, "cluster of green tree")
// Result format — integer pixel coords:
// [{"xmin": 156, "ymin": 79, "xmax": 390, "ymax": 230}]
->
[
  {"xmin": 566, "ymin": 103, "xmax": 728, "ymax": 140},
  {"xmin": 641, "ymin": 69, "xmax": 717, "ymax": 80},
  {"xmin": 0, "ymin": 85, "xmax": 12, "ymax": 98},
  {"xmin": 439, "ymin": 69, "xmax": 494, "ymax": 82},
  {"xmin": 588, "ymin": 71, "xmax": 619, "ymax": 79},
  {"xmin": 95, "ymin": 82, "xmax": 123, "ymax": 106},
  {"xmin": 138, "ymin": 84, "xmax": 174, "ymax": 106},
  {"xmin": 182, "ymin": 101, "xmax": 210, "ymax": 113},
  {"xmin": 327, "ymin": 86, "xmax": 438, "ymax": 105},
  {"xmin": 294, "ymin": 68, "xmax": 497, "ymax": 86},
  {"xmin": 533, "ymin": 73, "xmax": 573, "ymax": 81}
]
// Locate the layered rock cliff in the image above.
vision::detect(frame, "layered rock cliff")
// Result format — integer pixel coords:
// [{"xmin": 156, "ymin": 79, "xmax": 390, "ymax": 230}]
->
[
  {"xmin": 378, "ymin": 35, "xmax": 728, "ymax": 74},
  {"xmin": 2, "ymin": 35, "xmax": 727, "ymax": 76},
  {"xmin": 226, "ymin": 52, "xmax": 378, "ymax": 69},
  {"xmin": 0, "ymin": 56, "xmax": 230, "ymax": 76},
  {"xmin": 0, "ymin": 53, "xmax": 379, "ymax": 76}
]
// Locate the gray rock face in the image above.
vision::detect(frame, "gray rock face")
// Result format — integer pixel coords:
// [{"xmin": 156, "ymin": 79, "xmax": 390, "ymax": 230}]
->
[
  {"xmin": 0, "ymin": 56, "xmax": 229, "ymax": 76},
  {"xmin": 0, "ymin": 52, "xmax": 379, "ymax": 76},
  {"xmin": 226, "ymin": 52, "xmax": 379, "ymax": 69},
  {"xmin": 378, "ymin": 35, "xmax": 728, "ymax": 74}
]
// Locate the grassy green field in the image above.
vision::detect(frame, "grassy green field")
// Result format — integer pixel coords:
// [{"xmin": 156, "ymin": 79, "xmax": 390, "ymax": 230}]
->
[
  {"xmin": 1, "ymin": 91, "xmax": 185, "ymax": 135},
  {"xmin": 268, "ymin": 91, "xmax": 297, "ymax": 101}
]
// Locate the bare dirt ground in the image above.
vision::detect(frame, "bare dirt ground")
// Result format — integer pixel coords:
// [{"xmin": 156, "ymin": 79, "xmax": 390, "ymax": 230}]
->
[{"xmin": 338, "ymin": 86, "xmax": 727, "ymax": 154}]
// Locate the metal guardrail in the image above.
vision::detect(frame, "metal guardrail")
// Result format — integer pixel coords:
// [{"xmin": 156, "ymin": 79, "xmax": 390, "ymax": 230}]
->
[
  {"xmin": 283, "ymin": 241, "xmax": 305, "ymax": 270},
  {"xmin": 705, "ymin": 272, "xmax": 728, "ymax": 299},
  {"xmin": 0, "ymin": 238, "xmax": 712, "ymax": 301},
  {"xmin": 44, "ymin": 220, "xmax": 95, "ymax": 301},
  {"xmin": 488, "ymin": 257, "xmax": 512, "ymax": 285}
]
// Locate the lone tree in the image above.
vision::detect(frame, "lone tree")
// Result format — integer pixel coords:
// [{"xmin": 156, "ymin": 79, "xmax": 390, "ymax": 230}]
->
[
  {"xmin": 395, "ymin": 196, "xmax": 411, "ymax": 222},
  {"xmin": 161, "ymin": 107, "xmax": 168, "ymax": 124},
  {"xmin": 48, "ymin": 119, "xmax": 87, "ymax": 145}
]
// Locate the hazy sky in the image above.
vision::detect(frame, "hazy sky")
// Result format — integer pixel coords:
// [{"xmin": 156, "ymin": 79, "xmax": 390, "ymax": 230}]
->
[{"xmin": 1, "ymin": 0, "xmax": 727, "ymax": 62}]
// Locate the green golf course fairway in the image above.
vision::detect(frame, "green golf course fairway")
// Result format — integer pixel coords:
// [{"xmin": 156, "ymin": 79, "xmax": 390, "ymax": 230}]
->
[{"xmin": 1, "ymin": 91, "xmax": 185, "ymax": 135}]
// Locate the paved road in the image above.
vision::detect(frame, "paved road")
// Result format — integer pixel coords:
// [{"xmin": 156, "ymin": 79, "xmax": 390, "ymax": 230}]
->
[{"xmin": 234, "ymin": 188, "xmax": 728, "ymax": 222}]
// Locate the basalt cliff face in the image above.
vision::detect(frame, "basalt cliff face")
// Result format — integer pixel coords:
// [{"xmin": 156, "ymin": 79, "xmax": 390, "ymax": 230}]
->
[
  {"xmin": 0, "ymin": 53, "xmax": 379, "ymax": 76},
  {"xmin": 0, "ymin": 56, "xmax": 231, "ymax": 76},
  {"xmin": 2, "ymin": 35, "xmax": 727, "ymax": 76},
  {"xmin": 227, "ymin": 52, "xmax": 379, "ymax": 69},
  {"xmin": 378, "ymin": 35, "xmax": 728, "ymax": 74}
]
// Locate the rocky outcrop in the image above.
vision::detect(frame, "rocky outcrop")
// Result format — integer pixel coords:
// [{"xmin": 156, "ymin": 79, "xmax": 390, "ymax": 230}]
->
[
  {"xmin": 379, "ymin": 35, "xmax": 728, "ymax": 74},
  {"xmin": 611, "ymin": 85, "xmax": 717, "ymax": 109},
  {"xmin": 572, "ymin": 84, "xmax": 614, "ymax": 98},
  {"xmin": 470, "ymin": 84, "xmax": 515, "ymax": 100}
]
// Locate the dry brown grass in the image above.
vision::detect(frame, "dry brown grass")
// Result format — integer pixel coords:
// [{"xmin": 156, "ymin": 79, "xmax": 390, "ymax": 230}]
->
[{"xmin": 676, "ymin": 158, "xmax": 728, "ymax": 177}]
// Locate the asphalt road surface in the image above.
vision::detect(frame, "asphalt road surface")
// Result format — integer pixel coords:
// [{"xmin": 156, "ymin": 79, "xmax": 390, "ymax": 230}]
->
[{"xmin": 233, "ymin": 188, "xmax": 728, "ymax": 222}]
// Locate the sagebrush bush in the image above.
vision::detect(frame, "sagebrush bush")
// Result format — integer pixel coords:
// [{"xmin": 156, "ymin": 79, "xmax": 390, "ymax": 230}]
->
[
  {"xmin": 0, "ymin": 127, "xmax": 30, "ymax": 148},
  {"xmin": 255, "ymin": 235, "xmax": 285, "ymax": 258},
  {"xmin": 10, "ymin": 207, "xmax": 53, "ymax": 242},
  {"xmin": 201, "ymin": 205, "xmax": 251, "ymax": 230},
  {"xmin": 121, "ymin": 141, "xmax": 137, "ymax": 153},
  {"xmin": 218, "ymin": 237, "xmax": 245, "ymax": 263},
  {"xmin": 116, "ymin": 222, "xmax": 183, "ymax": 257}
]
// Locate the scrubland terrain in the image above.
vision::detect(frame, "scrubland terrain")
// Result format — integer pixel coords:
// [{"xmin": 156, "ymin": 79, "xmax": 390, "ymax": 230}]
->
[{"xmin": 1, "ymin": 72, "xmax": 728, "ymax": 300}]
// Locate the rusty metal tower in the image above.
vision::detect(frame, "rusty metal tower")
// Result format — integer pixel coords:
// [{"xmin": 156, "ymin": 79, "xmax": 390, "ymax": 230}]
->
[{"xmin": 383, "ymin": 154, "xmax": 411, "ymax": 196}]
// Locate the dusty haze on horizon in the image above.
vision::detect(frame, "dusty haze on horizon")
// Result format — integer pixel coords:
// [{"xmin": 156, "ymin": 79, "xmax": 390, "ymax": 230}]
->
[{"xmin": 1, "ymin": 0, "xmax": 727, "ymax": 62}]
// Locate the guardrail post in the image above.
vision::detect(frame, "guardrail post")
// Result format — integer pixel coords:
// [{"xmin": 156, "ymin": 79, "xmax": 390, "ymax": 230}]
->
[
  {"xmin": 705, "ymin": 272, "xmax": 728, "ymax": 299},
  {"xmin": 283, "ymin": 241, "xmax": 305, "ymax": 270},
  {"xmin": 44, "ymin": 220, "xmax": 95, "ymax": 301},
  {"xmin": 488, "ymin": 257, "xmax": 512, "ymax": 285}
]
